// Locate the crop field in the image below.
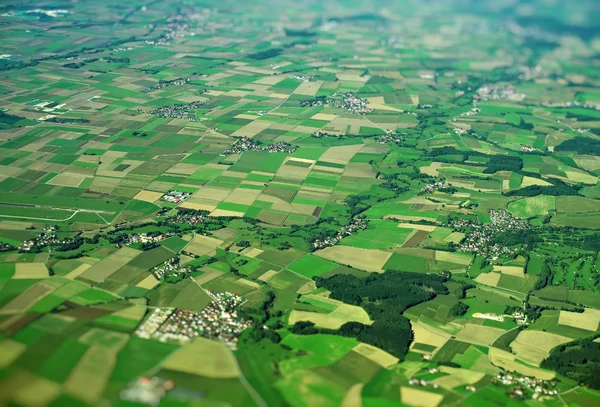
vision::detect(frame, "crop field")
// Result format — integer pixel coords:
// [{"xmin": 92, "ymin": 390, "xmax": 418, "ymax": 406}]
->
[{"xmin": 0, "ymin": 1, "xmax": 598, "ymax": 406}]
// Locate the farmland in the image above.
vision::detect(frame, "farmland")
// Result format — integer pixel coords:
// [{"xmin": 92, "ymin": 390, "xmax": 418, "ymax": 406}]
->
[{"xmin": 0, "ymin": 0, "xmax": 599, "ymax": 406}]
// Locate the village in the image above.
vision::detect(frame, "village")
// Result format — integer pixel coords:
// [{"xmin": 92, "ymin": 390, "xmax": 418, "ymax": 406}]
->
[
  {"xmin": 17, "ymin": 225, "xmax": 58, "ymax": 252},
  {"xmin": 138, "ymin": 100, "xmax": 204, "ymax": 120},
  {"xmin": 312, "ymin": 216, "xmax": 368, "ymax": 250},
  {"xmin": 299, "ymin": 92, "xmax": 374, "ymax": 114},
  {"xmin": 452, "ymin": 209, "xmax": 530, "ymax": 260},
  {"xmin": 135, "ymin": 291, "xmax": 251, "ymax": 349},
  {"xmin": 420, "ymin": 179, "xmax": 449, "ymax": 193},
  {"xmin": 222, "ymin": 136, "xmax": 297, "ymax": 155},
  {"xmin": 492, "ymin": 372, "xmax": 559, "ymax": 400},
  {"xmin": 151, "ymin": 256, "xmax": 191, "ymax": 280}
]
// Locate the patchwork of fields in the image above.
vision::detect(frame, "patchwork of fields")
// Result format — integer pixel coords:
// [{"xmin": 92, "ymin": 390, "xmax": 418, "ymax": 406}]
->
[{"xmin": 0, "ymin": 1, "xmax": 600, "ymax": 407}]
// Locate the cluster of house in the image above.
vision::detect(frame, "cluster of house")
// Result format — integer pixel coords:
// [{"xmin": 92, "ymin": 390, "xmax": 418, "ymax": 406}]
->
[
  {"xmin": 144, "ymin": 78, "xmax": 190, "ymax": 93},
  {"xmin": 541, "ymin": 100, "xmax": 600, "ymax": 111},
  {"xmin": 119, "ymin": 232, "xmax": 169, "ymax": 247},
  {"xmin": 521, "ymin": 146, "xmax": 535, "ymax": 153},
  {"xmin": 452, "ymin": 209, "xmax": 530, "ymax": 260},
  {"xmin": 376, "ymin": 132, "xmax": 403, "ymax": 144},
  {"xmin": 134, "ymin": 291, "xmax": 250, "ymax": 349},
  {"xmin": 408, "ymin": 373, "xmax": 440, "ymax": 389},
  {"xmin": 165, "ymin": 211, "xmax": 206, "ymax": 226},
  {"xmin": 475, "ymin": 84, "xmax": 526, "ymax": 101},
  {"xmin": 460, "ymin": 107, "xmax": 481, "ymax": 116},
  {"xmin": 145, "ymin": 15, "xmax": 192, "ymax": 46},
  {"xmin": 222, "ymin": 136, "xmax": 297, "ymax": 155},
  {"xmin": 138, "ymin": 100, "xmax": 204, "ymax": 120},
  {"xmin": 421, "ymin": 180, "xmax": 449, "ymax": 193},
  {"xmin": 162, "ymin": 190, "xmax": 191, "ymax": 204},
  {"xmin": 493, "ymin": 373, "xmax": 558, "ymax": 400},
  {"xmin": 17, "ymin": 226, "xmax": 58, "ymax": 251},
  {"xmin": 290, "ymin": 74, "xmax": 314, "ymax": 82},
  {"xmin": 312, "ymin": 216, "xmax": 368, "ymax": 250},
  {"xmin": 152, "ymin": 256, "xmax": 191, "ymax": 280},
  {"xmin": 120, "ymin": 376, "xmax": 175, "ymax": 407},
  {"xmin": 299, "ymin": 93, "xmax": 374, "ymax": 114}
]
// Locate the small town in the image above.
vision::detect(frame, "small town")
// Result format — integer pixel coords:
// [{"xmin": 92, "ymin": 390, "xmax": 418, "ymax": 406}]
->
[
  {"xmin": 452, "ymin": 209, "xmax": 530, "ymax": 260},
  {"xmin": 421, "ymin": 180, "xmax": 449, "ymax": 193},
  {"xmin": 152, "ymin": 256, "xmax": 191, "ymax": 280},
  {"xmin": 376, "ymin": 132, "xmax": 403, "ymax": 144},
  {"xmin": 144, "ymin": 77, "xmax": 191, "ymax": 93},
  {"xmin": 474, "ymin": 84, "xmax": 526, "ymax": 101},
  {"xmin": 222, "ymin": 136, "xmax": 297, "ymax": 155},
  {"xmin": 138, "ymin": 100, "xmax": 204, "ymax": 120},
  {"xmin": 17, "ymin": 225, "xmax": 58, "ymax": 252},
  {"xmin": 299, "ymin": 92, "xmax": 374, "ymax": 114},
  {"xmin": 312, "ymin": 216, "xmax": 368, "ymax": 250},
  {"xmin": 492, "ymin": 372, "xmax": 558, "ymax": 400},
  {"xmin": 135, "ymin": 291, "xmax": 251, "ymax": 348}
]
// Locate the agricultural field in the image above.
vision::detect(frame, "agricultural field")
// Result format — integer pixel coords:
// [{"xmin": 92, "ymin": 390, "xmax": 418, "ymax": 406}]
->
[{"xmin": 0, "ymin": 1, "xmax": 599, "ymax": 407}]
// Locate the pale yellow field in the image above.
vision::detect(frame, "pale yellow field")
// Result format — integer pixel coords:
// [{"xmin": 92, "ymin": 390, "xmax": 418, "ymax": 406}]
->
[
  {"xmin": 494, "ymin": 266, "xmax": 525, "ymax": 278},
  {"xmin": 558, "ymin": 308, "xmax": 600, "ymax": 331},
  {"xmin": 166, "ymin": 163, "xmax": 202, "ymax": 175},
  {"xmin": 474, "ymin": 272, "xmax": 501, "ymax": 287},
  {"xmin": 244, "ymin": 248, "xmax": 264, "ymax": 258},
  {"xmin": 433, "ymin": 366, "xmax": 485, "ymax": 390},
  {"xmin": 511, "ymin": 330, "xmax": 571, "ymax": 366},
  {"xmin": 400, "ymin": 387, "xmax": 444, "ymax": 407},
  {"xmin": 80, "ymin": 247, "xmax": 140, "ymax": 282},
  {"xmin": 296, "ymin": 280, "xmax": 317, "ymax": 295},
  {"xmin": 419, "ymin": 162, "xmax": 442, "ymax": 176},
  {"xmin": 258, "ymin": 270, "xmax": 279, "ymax": 282},
  {"xmin": 13, "ymin": 263, "xmax": 48, "ymax": 279},
  {"xmin": 288, "ymin": 303, "xmax": 371, "ymax": 330},
  {"xmin": 111, "ymin": 303, "xmax": 147, "ymax": 322},
  {"xmin": 320, "ymin": 144, "xmax": 364, "ymax": 164},
  {"xmin": 236, "ymin": 277, "xmax": 260, "ymax": 288},
  {"xmin": 136, "ymin": 273, "xmax": 160, "ymax": 289},
  {"xmin": 133, "ymin": 190, "xmax": 163, "ymax": 203},
  {"xmin": 232, "ymin": 120, "xmax": 272, "ymax": 137},
  {"xmin": 9, "ymin": 371, "xmax": 62, "ymax": 407},
  {"xmin": 191, "ymin": 186, "xmax": 232, "ymax": 201},
  {"xmin": 396, "ymin": 223, "xmax": 436, "ymax": 232},
  {"xmin": 65, "ymin": 263, "xmax": 91, "ymax": 280},
  {"xmin": 314, "ymin": 246, "xmax": 392, "ymax": 272},
  {"xmin": 185, "ymin": 234, "xmax": 223, "ymax": 256},
  {"xmin": 0, "ymin": 339, "xmax": 26, "ymax": 368},
  {"xmin": 455, "ymin": 323, "xmax": 505, "ymax": 347},
  {"xmin": 343, "ymin": 163, "xmax": 376, "ymax": 178},
  {"xmin": 46, "ymin": 173, "xmax": 85, "ymax": 187},
  {"xmin": 353, "ymin": 343, "xmax": 399, "ymax": 368},
  {"xmin": 293, "ymin": 81, "xmax": 323, "ymax": 96},
  {"xmin": 65, "ymin": 345, "xmax": 116, "ymax": 403},
  {"xmin": 521, "ymin": 176, "xmax": 552, "ymax": 187},
  {"xmin": 180, "ymin": 202, "xmax": 217, "ymax": 211},
  {"xmin": 223, "ymin": 188, "xmax": 261, "ymax": 205},
  {"xmin": 341, "ymin": 383, "xmax": 363, "ymax": 407},
  {"xmin": 435, "ymin": 251, "xmax": 472, "ymax": 265},
  {"xmin": 444, "ymin": 232, "xmax": 466, "ymax": 244},
  {"xmin": 161, "ymin": 337, "xmax": 239, "ymax": 378},
  {"xmin": 311, "ymin": 112, "xmax": 337, "ymax": 121},
  {"xmin": 489, "ymin": 348, "xmax": 555, "ymax": 380},
  {"xmin": 411, "ymin": 321, "xmax": 451, "ymax": 353},
  {"xmin": 210, "ymin": 208, "xmax": 246, "ymax": 217},
  {"xmin": 565, "ymin": 170, "xmax": 598, "ymax": 184},
  {"xmin": 193, "ymin": 268, "xmax": 224, "ymax": 285}
]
